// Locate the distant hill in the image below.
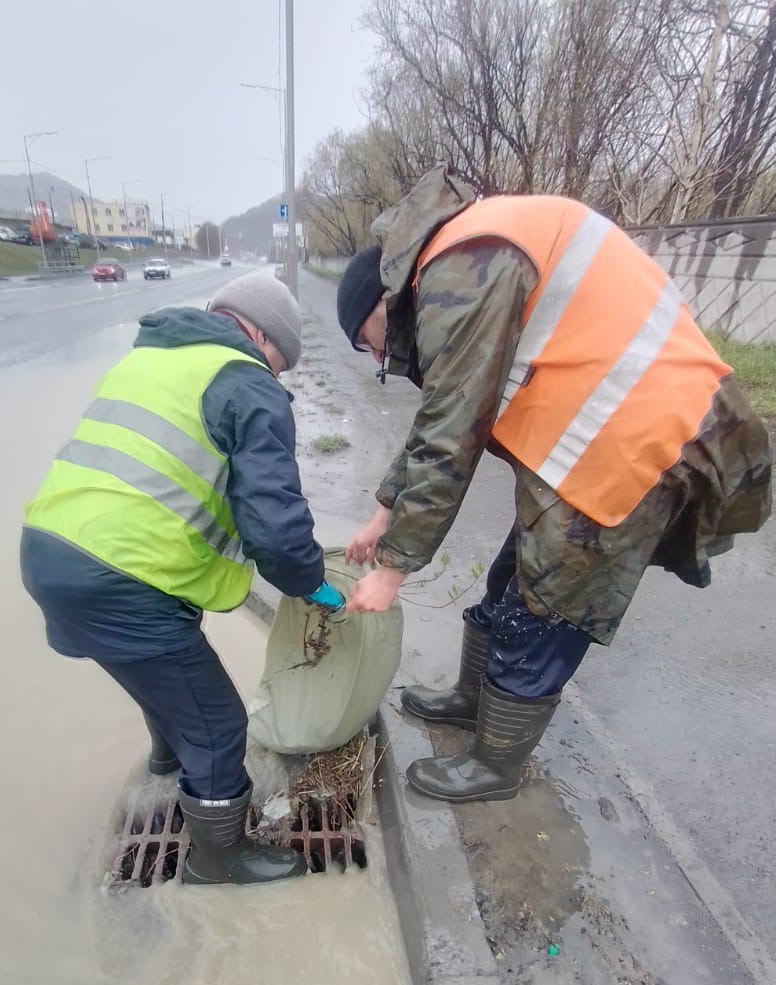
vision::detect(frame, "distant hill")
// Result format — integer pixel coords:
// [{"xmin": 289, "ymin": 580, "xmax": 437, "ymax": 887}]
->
[
  {"xmin": 221, "ymin": 194, "xmax": 283, "ymax": 255},
  {"xmin": 0, "ymin": 172, "xmax": 88, "ymax": 225}
]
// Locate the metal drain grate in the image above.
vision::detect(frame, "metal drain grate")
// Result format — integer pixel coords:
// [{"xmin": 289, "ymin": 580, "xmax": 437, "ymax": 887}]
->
[{"xmin": 105, "ymin": 790, "xmax": 366, "ymax": 891}]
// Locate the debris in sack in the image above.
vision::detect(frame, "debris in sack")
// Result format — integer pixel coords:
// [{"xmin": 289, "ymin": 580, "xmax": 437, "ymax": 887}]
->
[
  {"xmin": 288, "ymin": 609, "xmax": 335, "ymax": 667},
  {"xmin": 547, "ymin": 943, "xmax": 561, "ymax": 957}
]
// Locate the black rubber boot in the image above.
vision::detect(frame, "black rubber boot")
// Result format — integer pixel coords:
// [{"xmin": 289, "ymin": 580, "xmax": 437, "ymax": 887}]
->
[
  {"xmin": 143, "ymin": 714, "xmax": 181, "ymax": 776},
  {"xmin": 406, "ymin": 682, "xmax": 560, "ymax": 803},
  {"xmin": 400, "ymin": 615, "xmax": 489, "ymax": 730},
  {"xmin": 178, "ymin": 783, "xmax": 308, "ymax": 885}
]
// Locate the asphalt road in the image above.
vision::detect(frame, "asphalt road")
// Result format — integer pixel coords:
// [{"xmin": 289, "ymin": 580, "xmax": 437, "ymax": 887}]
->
[
  {"xmin": 0, "ymin": 260, "xmax": 240, "ymax": 368},
  {"xmin": 1, "ymin": 263, "xmax": 773, "ymax": 984}
]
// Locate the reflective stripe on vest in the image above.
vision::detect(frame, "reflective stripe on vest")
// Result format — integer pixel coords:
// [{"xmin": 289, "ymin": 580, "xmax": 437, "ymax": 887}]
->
[
  {"xmin": 416, "ymin": 196, "xmax": 731, "ymax": 526},
  {"xmin": 56, "ymin": 437, "xmax": 242, "ymax": 561}
]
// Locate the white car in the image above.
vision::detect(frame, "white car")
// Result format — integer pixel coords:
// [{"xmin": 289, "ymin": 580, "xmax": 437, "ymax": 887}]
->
[
  {"xmin": 0, "ymin": 226, "xmax": 18, "ymax": 242},
  {"xmin": 144, "ymin": 258, "xmax": 172, "ymax": 280}
]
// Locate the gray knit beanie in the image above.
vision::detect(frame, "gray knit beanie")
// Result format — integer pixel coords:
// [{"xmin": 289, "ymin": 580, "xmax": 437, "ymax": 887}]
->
[{"xmin": 208, "ymin": 272, "xmax": 302, "ymax": 369}]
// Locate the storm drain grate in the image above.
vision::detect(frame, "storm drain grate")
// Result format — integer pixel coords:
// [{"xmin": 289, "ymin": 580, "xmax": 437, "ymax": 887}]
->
[{"xmin": 104, "ymin": 790, "xmax": 366, "ymax": 891}]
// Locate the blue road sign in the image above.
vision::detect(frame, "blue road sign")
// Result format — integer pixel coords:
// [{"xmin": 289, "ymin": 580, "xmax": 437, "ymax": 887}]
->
[{"xmin": 279, "ymin": 203, "xmax": 288, "ymax": 219}]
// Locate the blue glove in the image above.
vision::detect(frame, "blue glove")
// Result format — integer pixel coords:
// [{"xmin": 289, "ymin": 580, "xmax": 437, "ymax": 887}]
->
[{"xmin": 304, "ymin": 580, "xmax": 346, "ymax": 612}]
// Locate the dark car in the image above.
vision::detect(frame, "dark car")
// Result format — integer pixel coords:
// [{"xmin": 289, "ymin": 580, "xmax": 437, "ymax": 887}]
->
[
  {"xmin": 92, "ymin": 259, "xmax": 127, "ymax": 282},
  {"xmin": 12, "ymin": 229, "xmax": 34, "ymax": 246},
  {"xmin": 143, "ymin": 258, "xmax": 172, "ymax": 280}
]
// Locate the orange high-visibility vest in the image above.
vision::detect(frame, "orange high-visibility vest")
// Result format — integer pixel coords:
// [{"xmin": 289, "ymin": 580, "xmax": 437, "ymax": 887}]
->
[{"xmin": 415, "ymin": 196, "xmax": 731, "ymax": 527}]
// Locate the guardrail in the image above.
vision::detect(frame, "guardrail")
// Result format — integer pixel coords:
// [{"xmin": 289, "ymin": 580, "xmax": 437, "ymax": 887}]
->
[{"xmin": 37, "ymin": 261, "xmax": 87, "ymax": 279}]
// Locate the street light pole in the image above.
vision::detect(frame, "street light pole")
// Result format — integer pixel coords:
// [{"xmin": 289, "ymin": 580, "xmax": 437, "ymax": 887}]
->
[
  {"xmin": 122, "ymin": 179, "xmax": 140, "ymax": 250},
  {"xmin": 23, "ymin": 131, "xmax": 57, "ymax": 269},
  {"xmin": 160, "ymin": 194, "xmax": 168, "ymax": 260},
  {"xmin": 84, "ymin": 156, "xmax": 109, "ymax": 260},
  {"xmin": 285, "ymin": 0, "xmax": 297, "ymax": 298}
]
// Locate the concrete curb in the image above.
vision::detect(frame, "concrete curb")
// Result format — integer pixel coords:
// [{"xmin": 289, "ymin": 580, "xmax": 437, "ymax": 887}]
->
[{"xmin": 245, "ymin": 588, "xmax": 499, "ymax": 985}]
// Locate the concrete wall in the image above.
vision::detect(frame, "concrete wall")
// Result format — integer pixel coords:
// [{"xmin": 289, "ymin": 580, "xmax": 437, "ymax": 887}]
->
[
  {"xmin": 629, "ymin": 216, "xmax": 776, "ymax": 344},
  {"xmin": 311, "ymin": 213, "xmax": 776, "ymax": 345}
]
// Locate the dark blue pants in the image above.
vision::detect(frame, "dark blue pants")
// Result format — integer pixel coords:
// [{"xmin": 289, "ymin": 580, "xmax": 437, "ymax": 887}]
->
[
  {"xmin": 96, "ymin": 638, "xmax": 250, "ymax": 800},
  {"xmin": 466, "ymin": 527, "xmax": 592, "ymax": 698},
  {"xmin": 21, "ymin": 528, "xmax": 249, "ymax": 800}
]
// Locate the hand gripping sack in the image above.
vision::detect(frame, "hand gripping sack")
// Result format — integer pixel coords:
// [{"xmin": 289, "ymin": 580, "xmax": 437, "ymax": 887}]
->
[{"xmin": 247, "ymin": 551, "xmax": 403, "ymax": 754}]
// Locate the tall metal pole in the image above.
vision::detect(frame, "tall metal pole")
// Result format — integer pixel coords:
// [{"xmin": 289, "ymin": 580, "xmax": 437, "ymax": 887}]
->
[
  {"xmin": 84, "ymin": 158, "xmax": 104, "ymax": 260},
  {"xmin": 285, "ymin": 0, "xmax": 297, "ymax": 298},
  {"xmin": 23, "ymin": 133, "xmax": 54, "ymax": 269},
  {"xmin": 160, "ymin": 193, "xmax": 168, "ymax": 260},
  {"xmin": 80, "ymin": 196, "xmax": 92, "ymax": 238},
  {"xmin": 122, "ymin": 180, "xmax": 140, "ymax": 249}
]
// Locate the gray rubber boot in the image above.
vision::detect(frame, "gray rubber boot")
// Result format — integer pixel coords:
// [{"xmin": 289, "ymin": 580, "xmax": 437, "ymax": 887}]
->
[
  {"xmin": 406, "ymin": 681, "xmax": 560, "ymax": 803},
  {"xmin": 143, "ymin": 713, "xmax": 181, "ymax": 776},
  {"xmin": 178, "ymin": 783, "xmax": 308, "ymax": 885},
  {"xmin": 400, "ymin": 616, "xmax": 489, "ymax": 730}
]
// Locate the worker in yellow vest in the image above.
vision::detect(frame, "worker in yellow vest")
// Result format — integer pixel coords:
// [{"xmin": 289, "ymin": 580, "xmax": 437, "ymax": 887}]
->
[
  {"xmin": 335, "ymin": 166, "xmax": 772, "ymax": 804},
  {"xmin": 21, "ymin": 272, "xmax": 344, "ymax": 884}
]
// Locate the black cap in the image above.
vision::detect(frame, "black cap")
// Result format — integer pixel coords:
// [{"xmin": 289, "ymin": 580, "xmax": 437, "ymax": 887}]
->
[{"xmin": 336, "ymin": 245, "xmax": 384, "ymax": 348}]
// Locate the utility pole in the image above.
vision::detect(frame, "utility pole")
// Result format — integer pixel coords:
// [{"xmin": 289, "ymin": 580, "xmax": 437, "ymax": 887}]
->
[
  {"xmin": 160, "ymin": 193, "xmax": 168, "ymax": 260},
  {"xmin": 285, "ymin": 0, "xmax": 297, "ymax": 298},
  {"xmin": 85, "ymin": 156, "xmax": 109, "ymax": 260},
  {"xmin": 122, "ymin": 179, "xmax": 140, "ymax": 250},
  {"xmin": 24, "ymin": 131, "xmax": 57, "ymax": 269}
]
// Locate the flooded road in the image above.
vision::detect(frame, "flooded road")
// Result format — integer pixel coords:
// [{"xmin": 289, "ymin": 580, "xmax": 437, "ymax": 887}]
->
[{"xmin": 0, "ymin": 267, "xmax": 411, "ymax": 985}]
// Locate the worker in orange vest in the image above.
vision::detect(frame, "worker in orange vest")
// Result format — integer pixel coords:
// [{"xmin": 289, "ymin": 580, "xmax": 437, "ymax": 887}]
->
[{"xmin": 335, "ymin": 166, "xmax": 772, "ymax": 804}]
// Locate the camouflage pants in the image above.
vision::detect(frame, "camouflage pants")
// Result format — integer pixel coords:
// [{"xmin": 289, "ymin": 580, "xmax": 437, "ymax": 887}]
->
[{"xmin": 489, "ymin": 377, "xmax": 771, "ymax": 645}]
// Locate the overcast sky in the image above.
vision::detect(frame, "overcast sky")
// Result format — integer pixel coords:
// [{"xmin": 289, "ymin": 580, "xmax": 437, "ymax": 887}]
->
[{"xmin": 2, "ymin": 0, "xmax": 376, "ymax": 226}]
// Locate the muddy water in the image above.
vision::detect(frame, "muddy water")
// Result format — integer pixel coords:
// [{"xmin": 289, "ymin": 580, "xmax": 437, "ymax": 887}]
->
[{"xmin": 0, "ymin": 326, "xmax": 411, "ymax": 984}]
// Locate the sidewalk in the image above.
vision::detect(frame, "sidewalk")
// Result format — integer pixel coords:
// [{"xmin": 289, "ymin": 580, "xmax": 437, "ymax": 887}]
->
[{"xmin": 250, "ymin": 266, "xmax": 773, "ymax": 985}]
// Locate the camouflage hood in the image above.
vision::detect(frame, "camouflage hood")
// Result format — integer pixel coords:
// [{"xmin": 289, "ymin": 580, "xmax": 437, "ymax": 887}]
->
[
  {"xmin": 372, "ymin": 166, "xmax": 477, "ymax": 300},
  {"xmin": 371, "ymin": 167, "xmax": 476, "ymax": 380}
]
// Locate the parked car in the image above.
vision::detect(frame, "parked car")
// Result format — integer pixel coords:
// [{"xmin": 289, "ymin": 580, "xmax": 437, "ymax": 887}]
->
[
  {"xmin": 92, "ymin": 259, "xmax": 127, "ymax": 282},
  {"xmin": 12, "ymin": 228, "xmax": 35, "ymax": 246},
  {"xmin": 220, "ymin": 253, "xmax": 232, "ymax": 266},
  {"xmin": 144, "ymin": 258, "xmax": 172, "ymax": 280},
  {"xmin": 0, "ymin": 226, "xmax": 17, "ymax": 242}
]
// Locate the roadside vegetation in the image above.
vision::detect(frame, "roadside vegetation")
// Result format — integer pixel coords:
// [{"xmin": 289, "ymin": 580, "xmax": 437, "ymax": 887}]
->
[
  {"xmin": 0, "ymin": 242, "xmax": 41, "ymax": 276},
  {"xmin": 300, "ymin": 1, "xmax": 776, "ymax": 257},
  {"xmin": 0, "ymin": 241, "xmax": 184, "ymax": 278},
  {"xmin": 706, "ymin": 332, "xmax": 776, "ymax": 417},
  {"xmin": 311, "ymin": 434, "xmax": 351, "ymax": 455}
]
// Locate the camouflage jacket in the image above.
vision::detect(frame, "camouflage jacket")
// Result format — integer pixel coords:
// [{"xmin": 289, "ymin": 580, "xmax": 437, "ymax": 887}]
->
[{"xmin": 369, "ymin": 167, "xmax": 772, "ymax": 642}]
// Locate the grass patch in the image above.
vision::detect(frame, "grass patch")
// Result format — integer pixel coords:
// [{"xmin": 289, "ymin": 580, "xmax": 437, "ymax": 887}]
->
[
  {"xmin": 311, "ymin": 433, "xmax": 351, "ymax": 455},
  {"xmin": 706, "ymin": 331, "xmax": 776, "ymax": 416},
  {"xmin": 0, "ymin": 242, "xmax": 183, "ymax": 277},
  {"xmin": 303, "ymin": 262, "xmax": 343, "ymax": 283},
  {"xmin": 0, "ymin": 242, "xmax": 41, "ymax": 276}
]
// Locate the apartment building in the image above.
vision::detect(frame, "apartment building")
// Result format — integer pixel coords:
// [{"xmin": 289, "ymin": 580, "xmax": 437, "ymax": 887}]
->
[{"xmin": 70, "ymin": 198, "xmax": 152, "ymax": 245}]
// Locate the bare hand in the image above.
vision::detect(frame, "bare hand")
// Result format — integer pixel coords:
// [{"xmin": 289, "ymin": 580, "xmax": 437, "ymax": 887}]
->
[
  {"xmin": 345, "ymin": 506, "xmax": 392, "ymax": 565},
  {"xmin": 345, "ymin": 566, "xmax": 405, "ymax": 613}
]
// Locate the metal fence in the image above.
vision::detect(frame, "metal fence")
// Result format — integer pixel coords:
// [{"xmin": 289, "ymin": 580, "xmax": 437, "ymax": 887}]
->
[{"xmin": 628, "ymin": 215, "xmax": 776, "ymax": 344}]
